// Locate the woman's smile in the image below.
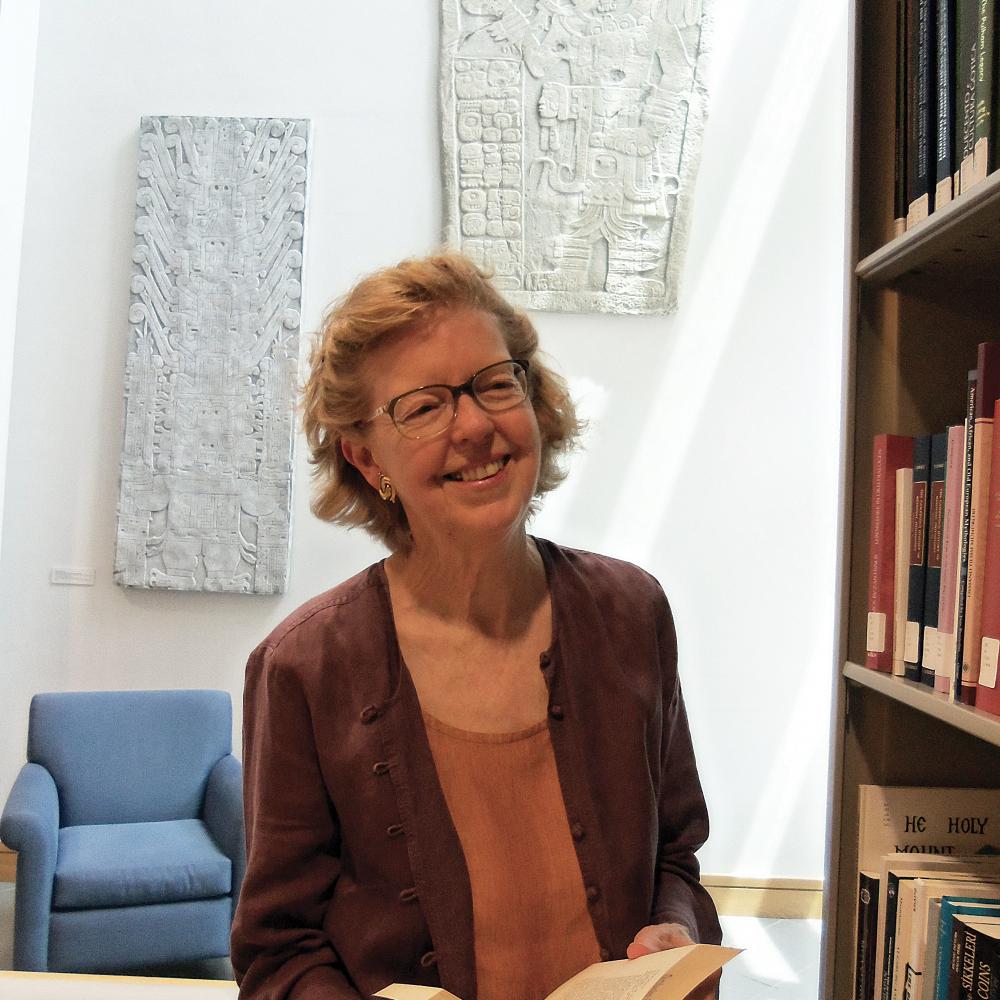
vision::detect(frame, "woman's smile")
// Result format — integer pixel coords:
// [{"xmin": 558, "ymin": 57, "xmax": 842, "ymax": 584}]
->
[{"xmin": 443, "ymin": 455, "xmax": 511, "ymax": 484}]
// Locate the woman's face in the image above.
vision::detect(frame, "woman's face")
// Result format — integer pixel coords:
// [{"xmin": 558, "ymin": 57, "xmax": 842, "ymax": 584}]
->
[{"xmin": 344, "ymin": 307, "xmax": 543, "ymax": 553}]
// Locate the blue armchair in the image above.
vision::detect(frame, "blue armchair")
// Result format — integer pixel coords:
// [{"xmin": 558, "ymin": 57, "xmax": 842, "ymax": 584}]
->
[{"xmin": 0, "ymin": 689, "xmax": 245, "ymax": 973}]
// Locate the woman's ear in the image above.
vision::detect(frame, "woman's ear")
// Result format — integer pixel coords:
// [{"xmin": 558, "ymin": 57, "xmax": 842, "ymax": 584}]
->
[{"xmin": 341, "ymin": 437, "xmax": 382, "ymax": 493}]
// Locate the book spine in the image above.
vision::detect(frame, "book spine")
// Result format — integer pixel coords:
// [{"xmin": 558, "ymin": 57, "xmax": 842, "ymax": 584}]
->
[
  {"xmin": 909, "ymin": 0, "xmax": 937, "ymax": 222},
  {"xmin": 938, "ymin": 425, "xmax": 968, "ymax": 692},
  {"xmin": 954, "ymin": 371, "xmax": 979, "ymax": 701},
  {"xmin": 961, "ymin": 416, "xmax": 994, "ymax": 704},
  {"xmin": 951, "ymin": 918, "xmax": 982, "ymax": 1000},
  {"xmin": 907, "ymin": 435, "xmax": 934, "ymax": 680},
  {"xmin": 922, "ymin": 432, "xmax": 950, "ymax": 686},
  {"xmin": 868, "ymin": 435, "xmax": 917, "ymax": 671},
  {"xmin": 886, "ymin": 873, "xmax": 903, "ymax": 1000},
  {"xmin": 896, "ymin": 468, "xmax": 916, "ymax": 676},
  {"xmin": 948, "ymin": 920, "xmax": 969, "ymax": 1000},
  {"xmin": 977, "ymin": 397, "xmax": 1000, "ymax": 716},
  {"xmin": 959, "ymin": 0, "xmax": 981, "ymax": 192},
  {"xmin": 973, "ymin": 0, "xmax": 996, "ymax": 181},
  {"xmin": 963, "ymin": 343, "xmax": 1000, "ymax": 701},
  {"xmin": 900, "ymin": 0, "xmax": 911, "ymax": 232},
  {"xmin": 859, "ymin": 873, "xmax": 882, "ymax": 1000},
  {"xmin": 938, "ymin": 0, "xmax": 957, "ymax": 206}
]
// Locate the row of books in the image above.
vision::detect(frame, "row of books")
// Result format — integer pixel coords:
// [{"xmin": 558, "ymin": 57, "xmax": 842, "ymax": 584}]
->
[
  {"xmin": 896, "ymin": 0, "xmax": 1000, "ymax": 231},
  {"xmin": 865, "ymin": 342, "xmax": 1000, "ymax": 716},
  {"xmin": 854, "ymin": 785, "xmax": 1000, "ymax": 1000}
]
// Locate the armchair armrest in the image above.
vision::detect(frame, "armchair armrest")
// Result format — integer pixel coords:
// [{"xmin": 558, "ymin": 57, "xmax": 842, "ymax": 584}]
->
[
  {"xmin": 203, "ymin": 753, "xmax": 245, "ymax": 914},
  {"xmin": 0, "ymin": 763, "xmax": 60, "ymax": 971}
]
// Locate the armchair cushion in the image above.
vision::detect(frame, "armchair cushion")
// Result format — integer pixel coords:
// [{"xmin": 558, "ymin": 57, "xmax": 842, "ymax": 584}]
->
[{"xmin": 53, "ymin": 819, "xmax": 231, "ymax": 910}]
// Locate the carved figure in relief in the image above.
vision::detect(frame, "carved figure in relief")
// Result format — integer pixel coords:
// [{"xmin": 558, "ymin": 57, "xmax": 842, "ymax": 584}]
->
[
  {"xmin": 116, "ymin": 116, "xmax": 308, "ymax": 594},
  {"xmin": 445, "ymin": 0, "xmax": 711, "ymax": 312}
]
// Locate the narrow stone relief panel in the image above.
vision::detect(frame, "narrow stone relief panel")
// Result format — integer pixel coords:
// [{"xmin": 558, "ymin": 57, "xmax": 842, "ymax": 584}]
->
[
  {"xmin": 114, "ymin": 116, "xmax": 310, "ymax": 594},
  {"xmin": 441, "ymin": 0, "xmax": 713, "ymax": 315}
]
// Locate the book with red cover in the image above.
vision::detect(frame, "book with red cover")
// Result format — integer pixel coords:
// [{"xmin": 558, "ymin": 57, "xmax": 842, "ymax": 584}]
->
[
  {"xmin": 867, "ymin": 434, "xmax": 916, "ymax": 672},
  {"xmin": 977, "ymin": 396, "xmax": 1000, "ymax": 717}
]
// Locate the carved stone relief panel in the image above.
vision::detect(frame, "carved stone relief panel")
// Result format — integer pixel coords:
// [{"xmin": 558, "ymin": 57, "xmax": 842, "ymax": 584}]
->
[
  {"xmin": 114, "ymin": 116, "xmax": 310, "ymax": 594},
  {"xmin": 441, "ymin": 0, "xmax": 713, "ymax": 315}
]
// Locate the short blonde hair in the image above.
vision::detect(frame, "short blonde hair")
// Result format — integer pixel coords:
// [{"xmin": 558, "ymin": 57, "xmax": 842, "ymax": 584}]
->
[{"xmin": 301, "ymin": 252, "xmax": 583, "ymax": 551}]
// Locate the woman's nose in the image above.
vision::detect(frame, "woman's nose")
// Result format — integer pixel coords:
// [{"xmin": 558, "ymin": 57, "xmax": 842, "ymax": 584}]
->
[{"xmin": 450, "ymin": 391, "xmax": 494, "ymax": 442}]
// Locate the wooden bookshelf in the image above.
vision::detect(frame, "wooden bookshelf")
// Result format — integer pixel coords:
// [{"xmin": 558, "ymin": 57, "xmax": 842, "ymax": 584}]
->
[{"xmin": 823, "ymin": 2, "xmax": 1000, "ymax": 998}]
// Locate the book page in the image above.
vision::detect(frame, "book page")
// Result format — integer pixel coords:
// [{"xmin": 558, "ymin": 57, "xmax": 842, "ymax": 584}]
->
[
  {"xmin": 544, "ymin": 945, "xmax": 741, "ymax": 1000},
  {"xmin": 374, "ymin": 987, "xmax": 460, "ymax": 1000},
  {"xmin": 375, "ymin": 945, "xmax": 740, "ymax": 1000}
]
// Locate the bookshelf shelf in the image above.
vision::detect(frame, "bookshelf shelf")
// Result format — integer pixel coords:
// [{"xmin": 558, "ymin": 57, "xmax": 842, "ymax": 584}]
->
[
  {"xmin": 842, "ymin": 661, "xmax": 1000, "ymax": 750},
  {"xmin": 856, "ymin": 170, "xmax": 1000, "ymax": 288}
]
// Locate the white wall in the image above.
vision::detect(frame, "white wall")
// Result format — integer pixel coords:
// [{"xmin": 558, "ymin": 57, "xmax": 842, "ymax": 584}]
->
[
  {"xmin": 0, "ymin": 0, "xmax": 847, "ymax": 882},
  {"xmin": 0, "ymin": 0, "xmax": 40, "ymax": 560}
]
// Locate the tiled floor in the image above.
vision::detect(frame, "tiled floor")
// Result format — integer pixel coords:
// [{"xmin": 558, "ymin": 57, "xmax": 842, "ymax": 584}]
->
[
  {"xmin": 719, "ymin": 914, "xmax": 822, "ymax": 999},
  {"xmin": 0, "ymin": 882, "xmax": 821, "ymax": 997}
]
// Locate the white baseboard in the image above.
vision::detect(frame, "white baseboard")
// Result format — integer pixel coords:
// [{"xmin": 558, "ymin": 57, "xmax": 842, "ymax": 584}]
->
[
  {"xmin": 0, "ymin": 849, "xmax": 824, "ymax": 919},
  {"xmin": 701, "ymin": 875, "xmax": 823, "ymax": 919}
]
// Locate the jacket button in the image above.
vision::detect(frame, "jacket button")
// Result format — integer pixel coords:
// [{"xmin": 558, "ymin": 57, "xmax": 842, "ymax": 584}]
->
[
  {"xmin": 600, "ymin": 948, "xmax": 611, "ymax": 961},
  {"xmin": 585, "ymin": 885, "xmax": 600, "ymax": 903},
  {"xmin": 570, "ymin": 823, "xmax": 585, "ymax": 841},
  {"xmin": 387, "ymin": 823, "xmax": 405, "ymax": 838},
  {"xmin": 419, "ymin": 950, "xmax": 437, "ymax": 968},
  {"xmin": 360, "ymin": 705, "xmax": 379, "ymax": 724},
  {"xmin": 372, "ymin": 760, "xmax": 391, "ymax": 775},
  {"xmin": 549, "ymin": 703, "xmax": 564, "ymax": 720},
  {"xmin": 399, "ymin": 887, "xmax": 418, "ymax": 904}
]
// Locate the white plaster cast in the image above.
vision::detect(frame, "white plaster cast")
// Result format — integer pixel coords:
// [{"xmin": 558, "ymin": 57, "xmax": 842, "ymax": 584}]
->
[
  {"xmin": 441, "ymin": 0, "xmax": 713, "ymax": 315},
  {"xmin": 114, "ymin": 116, "xmax": 310, "ymax": 594}
]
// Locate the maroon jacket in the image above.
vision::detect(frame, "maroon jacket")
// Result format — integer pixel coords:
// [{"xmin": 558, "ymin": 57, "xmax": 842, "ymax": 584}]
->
[{"xmin": 231, "ymin": 539, "xmax": 721, "ymax": 999}]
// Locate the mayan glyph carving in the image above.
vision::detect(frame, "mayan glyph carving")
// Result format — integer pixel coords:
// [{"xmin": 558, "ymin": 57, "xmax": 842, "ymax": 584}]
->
[
  {"xmin": 114, "ymin": 116, "xmax": 310, "ymax": 594},
  {"xmin": 441, "ymin": 0, "xmax": 712, "ymax": 314}
]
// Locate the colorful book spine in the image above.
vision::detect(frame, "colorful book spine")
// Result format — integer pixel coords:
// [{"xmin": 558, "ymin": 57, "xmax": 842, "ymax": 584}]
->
[
  {"xmin": 960, "ymin": 344, "xmax": 1000, "ymax": 703},
  {"xmin": 896, "ymin": 466, "xmax": 916, "ymax": 676},
  {"xmin": 958, "ymin": 0, "xmax": 981, "ymax": 192},
  {"xmin": 906, "ymin": 435, "xmax": 933, "ymax": 681},
  {"xmin": 858, "ymin": 871, "xmax": 882, "ymax": 1000},
  {"xmin": 936, "ymin": 901, "xmax": 1000, "ymax": 1000},
  {"xmin": 937, "ymin": 0, "xmax": 957, "ymax": 207},
  {"xmin": 938, "ymin": 425, "xmax": 968, "ymax": 693},
  {"xmin": 868, "ymin": 435, "xmax": 917, "ymax": 672},
  {"xmin": 972, "ymin": 0, "xmax": 996, "ymax": 182},
  {"xmin": 899, "ymin": 0, "xmax": 911, "ymax": 233},
  {"xmin": 908, "ymin": 0, "xmax": 937, "ymax": 223},
  {"xmin": 952, "ymin": 371, "xmax": 978, "ymax": 702},
  {"xmin": 921, "ymin": 432, "xmax": 949, "ymax": 686},
  {"xmin": 977, "ymin": 396, "xmax": 1000, "ymax": 717}
]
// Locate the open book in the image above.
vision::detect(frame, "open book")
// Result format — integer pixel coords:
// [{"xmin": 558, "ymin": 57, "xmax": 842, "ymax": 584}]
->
[{"xmin": 374, "ymin": 944, "xmax": 741, "ymax": 1000}]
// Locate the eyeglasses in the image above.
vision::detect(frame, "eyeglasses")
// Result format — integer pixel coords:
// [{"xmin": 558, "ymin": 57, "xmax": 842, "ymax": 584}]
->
[{"xmin": 366, "ymin": 359, "xmax": 530, "ymax": 440}]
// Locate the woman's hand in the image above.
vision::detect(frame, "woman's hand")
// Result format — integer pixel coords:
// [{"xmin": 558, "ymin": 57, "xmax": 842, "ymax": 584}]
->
[{"xmin": 626, "ymin": 923, "xmax": 720, "ymax": 1000}]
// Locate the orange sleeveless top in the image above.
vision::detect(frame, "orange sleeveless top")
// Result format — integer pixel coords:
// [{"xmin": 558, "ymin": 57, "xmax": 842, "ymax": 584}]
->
[{"xmin": 423, "ymin": 713, "xmax": 602, "ymax": 1000}]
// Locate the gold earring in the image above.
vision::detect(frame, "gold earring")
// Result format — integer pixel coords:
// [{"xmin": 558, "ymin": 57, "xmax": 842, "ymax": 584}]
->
[{"xmin": 378, "ymin": 474, "xmax": 397, "ymax": 504}]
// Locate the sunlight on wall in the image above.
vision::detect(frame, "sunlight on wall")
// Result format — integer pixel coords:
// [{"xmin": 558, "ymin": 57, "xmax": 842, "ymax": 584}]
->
[{"xmin": 605, "ymin": 0, "xmax": 849, "ymax": 566}]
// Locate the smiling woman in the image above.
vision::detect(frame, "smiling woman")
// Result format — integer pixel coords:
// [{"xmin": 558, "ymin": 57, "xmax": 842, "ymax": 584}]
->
[{"xmin": 231, "ymin": 252, "xmax": 723, "ymax": 1000}]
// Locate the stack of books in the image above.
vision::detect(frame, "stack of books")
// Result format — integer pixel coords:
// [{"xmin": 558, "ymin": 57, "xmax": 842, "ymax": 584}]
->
[
  {"xmin": 853, "ymin": 785, "xmax": 1000, "ymax": 1000},
  {"xmin": 895, "ymin": 0, "xmax": 1000, "ymax": 233},
  {"xmin": 865, "ymin": 341, "xmax": 1000, "ymax": 715}
]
